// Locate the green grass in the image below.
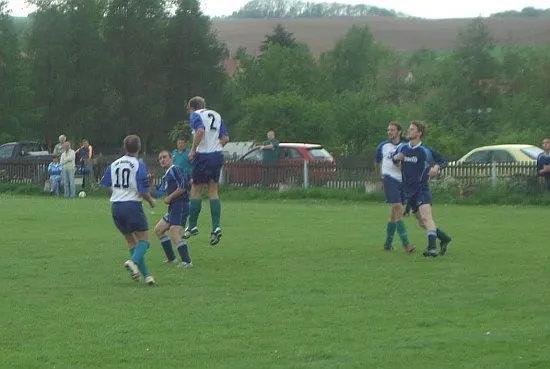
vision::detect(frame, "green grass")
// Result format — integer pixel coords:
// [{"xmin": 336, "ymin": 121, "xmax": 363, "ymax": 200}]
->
[{"xmin": 1, "ymin": 196, "xmax": 549, "ymax": 369}]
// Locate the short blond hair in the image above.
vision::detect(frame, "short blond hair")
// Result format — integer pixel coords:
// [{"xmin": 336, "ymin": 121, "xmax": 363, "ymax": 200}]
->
[{"xmin": 188, "ymin": 96, "xmax": 206, "ymax": 110}]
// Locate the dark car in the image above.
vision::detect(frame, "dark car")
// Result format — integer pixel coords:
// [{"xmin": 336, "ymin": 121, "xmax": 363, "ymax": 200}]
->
[
  {"xmin": 0, "ymin": 141, "xmax": 53, "ymax": 183},
  {"xmin": 223, "ymin": 143, "xmax": 337, "ymax": 187}
]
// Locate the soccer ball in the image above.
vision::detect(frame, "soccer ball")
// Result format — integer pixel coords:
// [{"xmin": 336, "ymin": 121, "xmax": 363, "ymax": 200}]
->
[{"xmin": 78, "ymin": 191, "xmax": 87, "ymax": 198}]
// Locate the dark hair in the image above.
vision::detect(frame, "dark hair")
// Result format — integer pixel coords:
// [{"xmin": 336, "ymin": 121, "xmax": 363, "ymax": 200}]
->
[
  {"xmin": 124, "ymin": 135, "xmax": 141, "ymax": 155},
  {"xmin": 188, "ymin": 96, "xmax": 206, "ymax": 110},
  {"xmin": 176, "ymin": 137, "xmax": 186, "ymax": 142},
  {"xmin": 544, "ymin": 137, "xmax": 550, "ymax": 141},
  {"xmin": 389, "ymin": 121, "xmax": 402, "ymax": 132},
  {"xmin": 158, "ymin": 149, "xmax": 172, "ymax": 157},
  {"xmin": 411, "ymin": 121, "xmax": 427, "ymax": 138}
]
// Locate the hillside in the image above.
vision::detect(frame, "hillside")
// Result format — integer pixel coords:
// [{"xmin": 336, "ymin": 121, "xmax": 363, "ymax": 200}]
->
[{"xmin": 211, "ymin": 16, "xmax": 550, "ymax": 56}]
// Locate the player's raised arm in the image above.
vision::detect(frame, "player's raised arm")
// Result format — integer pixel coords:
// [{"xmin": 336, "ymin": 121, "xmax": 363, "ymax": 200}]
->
[
  {"xmin": 392, "ymin": 143, "xmax": 405, "ymax": 164},
  {"xmin": 136, "ymin": 161, "xmax": 155, "ymax": 208}
]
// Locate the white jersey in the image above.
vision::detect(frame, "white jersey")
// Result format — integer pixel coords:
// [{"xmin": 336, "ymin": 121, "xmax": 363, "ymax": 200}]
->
[
  {"xmin": 375, "ymin": 140, "xmax": 404, "ymax": 181},
  {"xmin": 101, "ymin": 155, "xmax": 149, "ymax": 202},
  {"xmin": 190, "ymin": 109, "xmax": 228, "ymax": 154}
]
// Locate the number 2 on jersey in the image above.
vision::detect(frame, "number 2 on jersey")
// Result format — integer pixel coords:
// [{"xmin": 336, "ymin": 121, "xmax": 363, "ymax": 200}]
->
[
  {"xmin": 114, "ymin": 167, "xmax": 130, "ymax": 188},
  {"xmin": 207, "ymin": 113, "xmax": 217, "ymax": 131}
]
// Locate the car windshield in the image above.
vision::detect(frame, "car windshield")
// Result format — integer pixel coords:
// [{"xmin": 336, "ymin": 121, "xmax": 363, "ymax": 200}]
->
[
  {"xmin": 521, "ymin": 147, "xmax": 543, "ymax": 160},
  {"xmin": 307, "ymin": 147, "xmax": 332, "ymax": 159}
]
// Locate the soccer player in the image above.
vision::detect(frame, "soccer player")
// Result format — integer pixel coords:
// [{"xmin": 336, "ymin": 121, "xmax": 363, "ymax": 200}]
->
[
  {"xmin": 184, "ymin": 96, "xmax": 230, "ymax": 246},
  {"xmin": 536, "ymin": 137, "xmax": 550, "ymax": 192},
  {"xmin": 375, "ymin": 121, "xmax": 414, "ymax": 253},
  {"xmin": 150, "ymin": 150, "xmax": 193, "ymax": 268},
  {"xmin": 392, "ymin": 121, "xmax": 452, "ymax": 257},
  {"xmin": 100, "ymin": 135, "xmax": 157, "ymax": 284}
]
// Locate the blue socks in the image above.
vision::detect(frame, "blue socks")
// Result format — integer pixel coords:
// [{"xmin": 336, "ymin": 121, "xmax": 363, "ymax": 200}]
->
[
  {"xmin": 160, "ymin": 236, "xmax": 176, "ymax": 261},
  {"xmin": 131, "ymin": 240, "xmax": 150, "ymax": 277},
  {"xmin": 176, "ymin": 240, "xmax": 191, "ymax": 264},
  {"xmin": 427, "ymin": 231, "xmax": 437, "ymax": 250}
]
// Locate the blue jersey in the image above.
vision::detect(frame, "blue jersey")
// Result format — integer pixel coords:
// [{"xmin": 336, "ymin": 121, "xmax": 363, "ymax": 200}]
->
[
  {"xmin": 394, "ymin": 142, "xmax": 447, "ymax": 196},
  {"xmin": 537, "ymin": 152, "xmax": 550, "ymax": 185},
  {"xmin": 160, "ymin": 165, "xmax": 189, "ymax": 203}
]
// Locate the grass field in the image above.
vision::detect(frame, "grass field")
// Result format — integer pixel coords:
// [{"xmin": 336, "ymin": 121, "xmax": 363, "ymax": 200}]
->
[{"xmin": 1, "ymin": 196, "xmax": 549, "ymax": 369}]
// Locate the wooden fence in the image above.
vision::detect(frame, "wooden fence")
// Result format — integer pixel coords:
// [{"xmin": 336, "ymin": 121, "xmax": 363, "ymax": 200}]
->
[{"xmin": 0, "ymin": 157, "xmax": 547, "ymax": 194}]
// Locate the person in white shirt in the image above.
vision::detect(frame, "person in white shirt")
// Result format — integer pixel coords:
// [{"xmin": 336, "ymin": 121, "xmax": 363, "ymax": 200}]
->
[
  {"xmin": 100, "ymin": 135, "xmax": 156, "ymax": 285},
  {"xmin": 60, "ymin": 141, "xmax": 76, "ymax": 198},
  {"xmin": 375, "ymin": 121, "xmax": 414, "ymax": 253},
  {"xmin": 184, "ymin": 96, "xmax": 230, "ymax": 246}
]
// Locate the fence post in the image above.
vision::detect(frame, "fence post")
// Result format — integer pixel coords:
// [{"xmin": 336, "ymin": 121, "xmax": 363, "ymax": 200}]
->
[
  {"xmin": 219, "ymin": 165, "xmax": 224, "ymax": 185},
  {"xmin": 491, "ymin": 161, "xmax": 497, "ymax": 187},
  {"xmin": 303, "ymin": 159, "xmax": 309, "ymax": 189}
]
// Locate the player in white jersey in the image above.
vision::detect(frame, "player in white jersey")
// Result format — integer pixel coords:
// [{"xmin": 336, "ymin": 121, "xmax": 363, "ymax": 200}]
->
[
  {"xmin": 100, "ymin": 135, "xmax": 157, "ymax": 285},
  {"xmin": 184, "ymin": 96, "xmax": 230, "ymax": 246},
  {"xmin": 375, "ymin": 122, "xmax": 414, "ymax": 253}
]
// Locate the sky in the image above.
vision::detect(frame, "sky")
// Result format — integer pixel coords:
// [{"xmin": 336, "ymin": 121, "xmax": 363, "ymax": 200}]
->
[{"xmin": 6, "ymin": 0, "xmax": 550, "ymax": 19}]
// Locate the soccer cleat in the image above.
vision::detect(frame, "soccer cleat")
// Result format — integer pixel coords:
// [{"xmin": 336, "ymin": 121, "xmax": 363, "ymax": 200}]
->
[
  {"xmin": 124, "ymin": 260, "xmax": 141, "ymax": 280},
  {"xmin": 210, "ymin": 227, "xmax": 222, "ymax": 246},
  {"xmin": 145, "ymin": 276, "xmax": 156, "ymax": 286},
  {"xmin": 439, "ymin": 238, "xmax": 452, "ymax": 256},
  {"xmin": 383, "ymin": 245, "xmax": 394, "ymax": 251},
  {"xmin": 183, "ymin": 226, "xmax": 199, "ymax": 239},
  {"xmin": 404, "ymin": 245, "xmax": 415, "ymax": 254},
  {"xmin": 177, "ymin": 262, "xmax": 193, "ymax": 269},
  {"xmin": 163, "ymin": 258, "xmax": 178, "ymax": 265},
  {"xmin": 422, "ymin": 248, "xmax": 439, "ymax": 258}
]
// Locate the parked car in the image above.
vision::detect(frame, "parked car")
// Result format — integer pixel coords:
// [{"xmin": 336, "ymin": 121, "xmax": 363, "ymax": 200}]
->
[
  {"xmin": 444, "ymin": 144, "xmax": 543, "ymax": 183},
  {"xmin": 0, "ymin": 141, "xmax": 53, "ymax": 160},
  {"xmin": 223, "ymin": 143, "xmax": 337, "ymax": 186},
  {"xmin": 0, "ymin": 141, "xmax": 53, "ymax": 183},
  {"xmin": 451, "ymin": 144, "xmax": 542, "ymax": 165}
]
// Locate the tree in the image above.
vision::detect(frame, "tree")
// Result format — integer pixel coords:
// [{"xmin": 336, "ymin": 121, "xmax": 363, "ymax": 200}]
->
[
  {"xmin": 259, "ymin": 23, "xmax": 297, "ymax": 52},
  {"xmin": 234, "ymin": 43, "xmax": 319, "ymax": 97},
  {"xmin": 163, "ymin": 0, "xmax": 229, "ymax": 137},
  {"xmin": 319, "ymin": 25, "xmax": 385, "ymax": 94},
  {"xmin": 103, "ymin": 0, "xmax": 169, "ymax": 152},
  {"xmin": 0, "ymin": 1, "xmax": 28, "ymax": 142}
]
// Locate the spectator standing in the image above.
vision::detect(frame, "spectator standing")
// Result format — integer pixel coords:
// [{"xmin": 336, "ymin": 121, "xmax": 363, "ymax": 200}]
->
[
  {"xmin": 54, "ymin": 135, "xmax": 66, "ymax": 156},
  {"xmin": 76, "ymin": 139, "xmax": 93, "ymax": 189},
  {"xmin": 259, "ymin": 131, "xmax": 280, "ymax": 188},
  {"xmin": 60, "ymin": 141, "xmax": 76, "ymax": 198},
  {"xmin": 536, "ymin": 137, "xmax": 550, "ymax": 192},
  {"xmin": 172, "ymin": 137, "xmax": 191, "ymax": 178}
]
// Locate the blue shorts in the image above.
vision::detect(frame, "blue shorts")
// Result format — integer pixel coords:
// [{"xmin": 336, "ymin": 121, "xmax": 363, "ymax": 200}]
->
[
  {"xmin": 162, "ymin": 200, "xmax": 189, "ymax": 227},
  {"xmin": 192, "ymin": 152, "xmax": 224, "ymax": 185},
  {"xmin": 111, "ymin": 201, "xmax": 148, "ymax": 234},
  {"xmin": 383, "ymin": 175, "xmax": 404, "ymax": 204},
  {"xmin": 404, "ymin": 189, "xmax": 433, "ymax": 214}
]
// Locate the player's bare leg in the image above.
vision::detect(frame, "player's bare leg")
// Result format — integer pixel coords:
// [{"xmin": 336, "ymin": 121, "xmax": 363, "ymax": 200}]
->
[
  {"xmin": 418, "ymin": 205, "xmax": 439, "ymax": 257},
  {"xmin": 155, "ymin": 219, "xmax": 176, "ymax": 264},
  {"xmin": 386, "ymin": 204, "xmax": 414, "ymax": 253},
  {"xmin": 184, "ymin": 184, "xmax": 203, "ymax": 239},
  {"xmin": 417, "ymin": 206, "xmax": 451, "ymax": 256},
  {"xmin": 123, "ymin": 233, "xmax": 141, "ymax": 280},
  {"xmin": 207, "ymin": 180, "xmax": 222, "ymax": 246},
  {"xmin": 132, "ymin": 230, "xmax": 155, "ymax": 285},
  {"xmin": 170, "ymin": 225, "xmax": 192, "ymax": 268}
]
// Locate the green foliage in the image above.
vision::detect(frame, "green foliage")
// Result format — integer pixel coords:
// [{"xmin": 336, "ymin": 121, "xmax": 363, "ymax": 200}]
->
[
  {"xmin": 260, "ymin": 23, "xmax": 297, "ymax": 52},
  {"xmin": 491, "ymin": 7, "xmax": 550, "ymax": 17},
  {"xmin": 228, "ymin": 0, "xmax": 403, "ymax": 18}
]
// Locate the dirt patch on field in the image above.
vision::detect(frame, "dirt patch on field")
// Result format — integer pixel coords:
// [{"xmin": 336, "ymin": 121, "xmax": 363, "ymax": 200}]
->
[{"xmin": 212, "ymin": 16, "xmax": 550, "ymax": 56}]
